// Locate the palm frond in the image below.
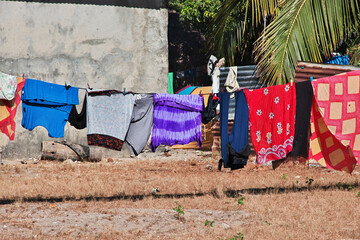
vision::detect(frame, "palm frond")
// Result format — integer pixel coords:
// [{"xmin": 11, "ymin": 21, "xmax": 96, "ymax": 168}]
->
[
  {"xmin": 206, "ymin": 0, "xmax": 246, "ymax": 65},
  {"xmin": 207, "ymin": 0, "xmax": 282, "ymax": 66},
  {"xmin": 255, "ymin": 0, "xmax": 360, "ymax": 85},
  {"xmin": 250, "ymin": 0, "xmax": 282, "ymax": 26}
]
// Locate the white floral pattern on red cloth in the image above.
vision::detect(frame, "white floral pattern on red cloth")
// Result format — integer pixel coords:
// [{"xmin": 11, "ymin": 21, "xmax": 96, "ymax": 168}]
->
[{"xmin": 244, "ymin": 83, "xmax": 296, "ymax": 164}]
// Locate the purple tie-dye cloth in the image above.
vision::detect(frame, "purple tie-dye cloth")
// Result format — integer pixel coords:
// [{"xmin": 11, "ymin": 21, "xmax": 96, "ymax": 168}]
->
[{"xmin": 151, "ymin": 94, "xmax": 203, "ymax": 152}]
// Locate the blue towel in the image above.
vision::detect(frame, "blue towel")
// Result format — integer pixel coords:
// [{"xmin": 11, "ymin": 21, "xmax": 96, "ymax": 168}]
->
[{"xmin": 21, "ymin": 79, "xmax": 78, "ymax": 138}]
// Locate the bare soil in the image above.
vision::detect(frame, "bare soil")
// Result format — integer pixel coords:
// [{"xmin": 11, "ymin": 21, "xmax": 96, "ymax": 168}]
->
[{"xmin": 0, "ymin": 149, "xmax": 359, "ymax": 239}]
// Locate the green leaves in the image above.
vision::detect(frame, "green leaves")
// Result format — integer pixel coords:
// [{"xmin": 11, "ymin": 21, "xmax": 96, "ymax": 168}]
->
[
  {"xmin": 234, "ymin": 194, "xmax": 245, "ymax": 205},
  {"xmin": 169, "ymin": 0, "xmax": 222, "ymax": 33},
  {"xmin": 255, "ymin": 0, "xmax": 360, "ymax": 85},
  {"xmin": 173, "ymin": 201, "xmax": 185, "ymax": 220},
  {"xmin": 205, "ymin": 219, "xmax": 215, "ymax": 227},
  {"xmin": 305, "ymin": 177, "xmax": 314, "ymax": 186},
  {"xmin": 209, "ymin": 0, "xmax": 360, "ymax": 84}
]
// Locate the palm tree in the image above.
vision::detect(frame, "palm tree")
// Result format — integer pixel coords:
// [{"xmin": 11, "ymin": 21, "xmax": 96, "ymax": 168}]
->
[{"xmin": 209, "ymin": 0, "xmax": 360, "ymax": 85}]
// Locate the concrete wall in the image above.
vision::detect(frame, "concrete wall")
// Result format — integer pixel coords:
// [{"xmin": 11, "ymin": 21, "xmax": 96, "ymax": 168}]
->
[{"xmin": 0, "ymin": 1, "xmax": 168, "ymax": 158}]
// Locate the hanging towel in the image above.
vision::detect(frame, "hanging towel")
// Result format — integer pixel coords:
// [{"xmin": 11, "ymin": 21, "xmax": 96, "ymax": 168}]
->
[
  {"xmin": 224, "ymin": 66, "xmax": 239, "ymax": 94},
  {"xmin": 309, "ymin": 97, "xmax": 357, "ymax": 173},
  {"xmin": 244, "ymin": 83, "xmax": 296, "ymax": 164},
  {"xmin": 0, "ymin": 77, "xmax": 26, "ymax": 140},
  {"xmin": 21, "ymin": 79, "xmax": 78, "ymax": 138},
  {"xmin": 150, "ymin": 94, "xmax": 203, "ymax": 152},
  {"xmin": 311, "ymin": 70, "xmax": 360, "ymax": 165},
  {"xmin": 211, "ymin": 67, "xmax": 220, "ymax": 94},
  {"xmin": 125, "ymin": 94, "xmax": 154, "ymax": 155},
  {"xmin": 219, "ymin": 91, "xmax": 250, "ymax": 169},
  {"xmin": 68, "ymin": 94, "xmax": 87, "ymax": 130},
  {"xmin": 0, "ymin": 72, "xmax": 17, "ymax": 100},
  {"xmin": 87, "ymin": 90, "xmax": 135, "ymax": 150},
  {"xmin": 292, "ymin": 81, "xmax": 313, "ymax": 158}
]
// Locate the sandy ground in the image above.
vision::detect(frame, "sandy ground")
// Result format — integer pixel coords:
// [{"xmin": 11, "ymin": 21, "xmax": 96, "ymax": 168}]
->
[{"xmin": 0, "ymin": 201, "xmax": 251, "ymax": 239}]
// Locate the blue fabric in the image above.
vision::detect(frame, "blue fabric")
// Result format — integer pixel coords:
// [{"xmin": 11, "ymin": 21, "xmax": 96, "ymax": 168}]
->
[
  {"xmin": 324, "ymin": 55, "xmax": 349, "ymax": 65},
  {"xmin": 229, "ymin": 91, "xmax": 249, "ymax": 153},
  {"xmin": 21, "ymin": 79, "xmax": 78, "ymax": 138},
  {"xmin": 177, "ymin": 86, "xmax": 197, "ymax": 95},
  {"xmin": 219, "ymin": 92, "xmax": 230, "ymax": 163},
  {"xmin": 219, "ymin": 91, "xmax": 249, "ymax": 167}
]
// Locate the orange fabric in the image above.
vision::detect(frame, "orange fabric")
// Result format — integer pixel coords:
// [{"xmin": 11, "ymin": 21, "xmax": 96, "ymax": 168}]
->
[{"xmin": 0, "ymin": 77, "xmax": 26, "ymax": 140}]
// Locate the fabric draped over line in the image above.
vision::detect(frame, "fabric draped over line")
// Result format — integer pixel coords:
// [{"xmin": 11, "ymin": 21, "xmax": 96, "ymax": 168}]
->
[
  {"xmin": 292, "ymin": 81, "xmax": 313, "ymax": 158},
  {"xmin": 309, "ymin": 98, "xmax": 357, "ymax": 173},
  {"xmin": 219, "ymin": 91, "xmax": 250, "ymax": 169},
  {"xmin": 87, "ymin": 90, "xmax": 135, "ymax": 151},
  {"xmin": 0, "ymin": 72, "xmax": 17, "ymax": 100},
  {"xmin": 0, "ymin": 77, "xmax": 26, "ymax": 140},
  {"xmin": 310, "ymin": 70, "xmax": 360, "ymax": 173},
  {"xmin": 68, "ymin": 93, "xmax": 87, "ymax": 130},
  {"xmin": 202, "ymin": 93, "xmax": 219, "ymax": 124},
  {"xmin": 151, "ymin": 94, "xmax": 203, "ymax": 152},
  {"xmin": 125, "ymin": 94, "xmax": 154, "ymax": 155},
  {"xmin": 21, "ymin": 79, "xmax": 79, "ymax": 138},
  {"xmin": 244, "ymin": 83, "xmax": 296, "ymax": 164}
]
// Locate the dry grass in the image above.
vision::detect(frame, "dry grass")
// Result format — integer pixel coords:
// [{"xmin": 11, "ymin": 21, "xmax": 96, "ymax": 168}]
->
[
  {"xmin": 0, "ymin": 157, "xmax": 358, "ymax": 201},
  {"xmin": 0, "ymin": 155, "xmax": 360, "ymax": 239},
  {"xmin": 0, "ymin": 191, "xmax": 359, "ymax": 239}
]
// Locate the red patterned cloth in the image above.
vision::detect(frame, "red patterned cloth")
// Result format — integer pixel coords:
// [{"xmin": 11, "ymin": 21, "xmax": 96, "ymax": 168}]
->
[
  {"xmin": 311, "ymin": 70, "xmax": 360, "ymax": 166},
  {"xmin": 87, "ymin": 134, "xmax": 123, "ymax": 151},
  {"xmin": 244, "ymin": 83, "xmax": 296, "ymax": 164},
  {"xmin": 309, "ymin": 97, "xmax": 356, "ymax": 173},
  {"xmin": 0, "ymin": 77, "xmax": 26, "ymax": 140}
]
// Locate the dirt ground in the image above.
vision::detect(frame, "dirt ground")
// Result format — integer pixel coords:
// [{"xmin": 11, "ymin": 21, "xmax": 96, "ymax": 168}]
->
[{"xmin": 0, "ymin": 149, "xmax": 360, "ymax": 239}]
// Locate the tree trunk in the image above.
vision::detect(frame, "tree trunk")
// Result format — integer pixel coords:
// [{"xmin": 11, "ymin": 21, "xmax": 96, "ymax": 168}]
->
[{"xmin": 41, "ymin": 141, "xmax": 102, "ymax": 162}]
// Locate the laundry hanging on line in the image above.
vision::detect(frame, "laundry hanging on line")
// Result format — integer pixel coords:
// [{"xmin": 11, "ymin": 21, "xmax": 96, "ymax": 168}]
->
[
  {"xmin": 86, "ymin": 90, "xmax": 135, "ymax": 151},
  {"xmin": 21, "ymin": 79, "xmax": 79, "ymax": 138},
  {"xmin": 309, "ymin": 97, "xmax": 357, "ymax": 173},
  {"xmin": 0, "ymin": 77, "xmax": 26, "ymax": 141},
  {"xmin": 218, "ymin": 91, "xmax": 250, "ymax": 170},
  {"xmin": 309, "ymin": 70, "xmax": 360, "ymax": 173},
  {"xmin": 244, "ymin": 83, "xmax": 296, "ymax": 164},
  {"xmin": 292, "ymin": 81, "xmax": 313, "ymax": 159},
  {"xmin": 150, "ymin": 93, "xmax": 203, "ymax": 151},
  {"xmin": 0, "ymin": 71, "xmax": 18, "ymax": 101},
  {"xmin": 125, "ymin": 93, "xmax": 154, "ymax": 156},
  {"xmin": 68, "ymin": 93, "xmax": 87, "ymax": 130}
]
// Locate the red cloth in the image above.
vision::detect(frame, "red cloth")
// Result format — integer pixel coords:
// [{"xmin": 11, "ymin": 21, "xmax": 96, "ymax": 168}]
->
[
  {"xmin": 0, "ymin": 77, "xmax": 26, "ymax": 140},
  {"xmin": 311, "ymin": 70, "xmax": 360, "ymax": 165},
  {"xmin": 309, "ymin": 97, "xmax": 356, "ymax": 173},
  {"xmin": 244, "ymin": 83, "xmax": 296, "ymax": 164}
]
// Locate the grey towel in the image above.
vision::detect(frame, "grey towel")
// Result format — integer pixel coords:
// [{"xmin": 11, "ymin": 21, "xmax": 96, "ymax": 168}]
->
[
  {"xmin": 125, "ymin": 94, "xmax": 154, "ymax": 155},
  {"xmin": 87, "ymin": 90, "xmax": 135, "ymax": 141}
]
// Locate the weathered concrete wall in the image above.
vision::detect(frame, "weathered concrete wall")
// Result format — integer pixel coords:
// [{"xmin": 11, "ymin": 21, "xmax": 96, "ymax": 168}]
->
[{"xmin": 0, "ymin": 1, "xmax": 168, "ymax": 158}]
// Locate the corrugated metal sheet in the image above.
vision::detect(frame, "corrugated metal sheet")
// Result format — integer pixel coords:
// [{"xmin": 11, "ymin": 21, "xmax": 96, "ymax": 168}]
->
[
  {"xmin": 219, "ymin": 65, "xmax": 264, "ymax": 119},
  {"xmin": 295, "ymin": 62, "xmax": 360, "ymax": 82},
  {"xmin": 212, "ymin": 65, "xmax": 263, "ymax": 158}
]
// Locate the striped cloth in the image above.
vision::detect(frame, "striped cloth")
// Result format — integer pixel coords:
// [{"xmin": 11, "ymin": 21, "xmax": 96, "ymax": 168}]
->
[{"xmin": 150, "ymin": 94, "xmax": 203, "ymax": 151}]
